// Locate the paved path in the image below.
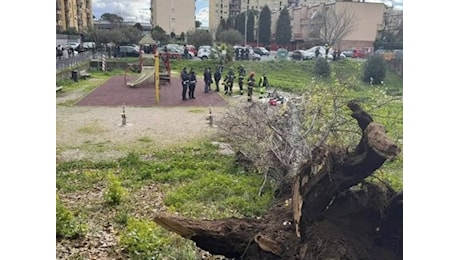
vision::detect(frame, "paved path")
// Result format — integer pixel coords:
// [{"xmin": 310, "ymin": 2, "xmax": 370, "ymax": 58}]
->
[{"xmin": 77, "ymin": 75, "xmax": 227, "ymax": 107}]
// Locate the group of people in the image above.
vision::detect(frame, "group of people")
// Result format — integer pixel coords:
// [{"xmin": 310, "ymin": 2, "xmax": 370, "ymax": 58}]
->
[{"xmin": 180, "ymin": 63, "xmax": 269, "ymax": 102}]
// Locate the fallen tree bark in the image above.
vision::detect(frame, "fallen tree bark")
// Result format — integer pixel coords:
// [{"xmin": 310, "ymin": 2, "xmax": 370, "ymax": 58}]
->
[{"xmin": 153, "ymin": 101, "xmax": 402, "ymax": 259}]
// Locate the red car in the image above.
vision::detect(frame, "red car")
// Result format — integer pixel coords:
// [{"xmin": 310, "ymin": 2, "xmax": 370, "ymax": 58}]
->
[
  {"xmin": 351, "ymin": 49, "xmax": 365, "ymax": 58},
  {"xmin": 186, "ymin": 45, "xmax": 197, "ymax": 57}
]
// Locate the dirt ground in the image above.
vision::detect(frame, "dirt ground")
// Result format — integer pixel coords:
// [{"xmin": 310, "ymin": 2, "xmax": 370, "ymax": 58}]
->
[{"xmin": 56, "ymin": 75, "xmax": 232, "ymax": 162}]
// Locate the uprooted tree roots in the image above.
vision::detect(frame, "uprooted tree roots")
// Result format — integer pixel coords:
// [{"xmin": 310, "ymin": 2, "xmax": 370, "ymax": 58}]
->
[{"xmin": 153, "ymin": 98, "xmax": 402, "ymax": 259}]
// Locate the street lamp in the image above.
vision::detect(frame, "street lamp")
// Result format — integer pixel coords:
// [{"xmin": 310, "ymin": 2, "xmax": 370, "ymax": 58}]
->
[{"xmin": 244, "ymin": 0, "xmax": 249, "ymax": 46}]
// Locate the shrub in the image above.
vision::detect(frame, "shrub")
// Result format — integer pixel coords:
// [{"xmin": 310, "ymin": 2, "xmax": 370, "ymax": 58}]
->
[
  {"xmin": 103, "ymin": 173, "xmax": 126, "ymax": 205},
  {"xmin": 56, "ymin": 195, "xmax": 87, "ymax": 239},
  {"xmin": 363, "ymin": 55, "xmax": 386, "ymax": 84},
  {"xmin": 314, "ymin": 57, "xmax": 331, "ymax": 78}
]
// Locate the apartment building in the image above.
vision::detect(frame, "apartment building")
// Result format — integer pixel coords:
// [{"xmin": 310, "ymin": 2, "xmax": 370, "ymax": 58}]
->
[
  {"xmin": 56, "ymin": 0, "xmax": 93, "ymax": 32},
  {"xmin": 151, "ymin": 0, "xmax": 196, "ymax": 35},
  {"xmin": 209, "ymin": 0, "xmax": 292, "ymax": 38},
  {"xmin": 209, "ymin": 0, "xmax": 232, "ymax": 37},
  {"xmin": 271, "ymin": 1, "xmax": 385, "ymax": 50}
]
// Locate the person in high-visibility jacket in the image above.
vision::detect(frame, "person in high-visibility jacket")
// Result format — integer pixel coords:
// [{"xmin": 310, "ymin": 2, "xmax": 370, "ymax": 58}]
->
[
  {"xmin": 237, "ymin": 65, "xmax": 246, "ymax": 95},
  {"xmin": 247, "ymin": 71, "xmax": 256, "ymax": 102},
  {"xmin": 223, "ymin": 67, "xmax": 235, "ymax": 95},
  {"xmin": 258, "ymin": 73, "xmax": 269, "ymax": 99}
]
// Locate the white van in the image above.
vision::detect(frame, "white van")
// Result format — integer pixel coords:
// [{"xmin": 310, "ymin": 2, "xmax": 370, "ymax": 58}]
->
[{"xmin": 82, "ymin": 42, "xmax": 96, "ymax": 50}]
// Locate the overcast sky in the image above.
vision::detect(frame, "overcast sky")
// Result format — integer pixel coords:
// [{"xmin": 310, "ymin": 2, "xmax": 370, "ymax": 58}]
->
[{"xmin": 92, "ymin": 0, "xmax": 401, "ymax": 27}]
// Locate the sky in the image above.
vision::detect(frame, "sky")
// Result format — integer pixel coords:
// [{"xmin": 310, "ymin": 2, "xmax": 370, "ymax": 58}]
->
[{"xmin": 92, "ymin": 0, "xmax": 401, "ymax": 28}]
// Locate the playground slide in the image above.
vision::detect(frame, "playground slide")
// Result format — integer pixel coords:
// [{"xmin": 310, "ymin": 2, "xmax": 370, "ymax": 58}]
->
[{"xmin": 127, "ymin": 66, "xmax": 155, "ymax": 87}]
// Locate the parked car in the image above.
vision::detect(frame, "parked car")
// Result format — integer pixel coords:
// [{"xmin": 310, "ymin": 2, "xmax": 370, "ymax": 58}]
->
[
  {"xmin": 186, "ymin": 45, "xmax": 197, "ymax": 57},
  {"xmin": 233, "ymin": 46, "xmax": 260, "ymax": 60},
  {"xmin": 253, "ymin": 47, "xmax": 270, "ymax": 56},
  {"xmin": 304, "ymin": 46, "xmax": 345, "ymax": 60},
  {"xmin": 159, "ymin": 45, "xmax": 182, "ymax": 58},
  {"xmin": 82, "ymin": 42, "xmax": 96, "ymax": 50},
  {"xmin": 116, "ymin": 45, "xmax": 141, "ymax": 57},
  {"xmin": 341, "ymin": 49, "xmax": 354, "ymax": 57},
  {"xmin": 342, "ymin": 48, "xmax": 364, "ymax": 58},
  {"xmin": 64, "ymin": 42, "xmax": 86, "ymax": 53},
  {"xmin": 197, "ymin": 45, "xmax": 212, "ymax": 59},
  {"xmin": 291, "ymin": 50, "xmax": 314, "ymax": 60}
]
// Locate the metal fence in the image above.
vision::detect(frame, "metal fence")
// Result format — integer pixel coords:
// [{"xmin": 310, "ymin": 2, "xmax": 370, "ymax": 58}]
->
[{"xmin": 56, "ymin": 50, "xmax": 109, "ymax": 71}]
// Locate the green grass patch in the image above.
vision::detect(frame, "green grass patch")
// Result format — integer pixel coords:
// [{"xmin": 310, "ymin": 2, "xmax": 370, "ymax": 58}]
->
[
  {"xmin": 119, "ymin": 217, "xmax": 197, "ymax": 259},
  {"xmin": 137, "ymin": 136, "xmax": 153, "ymax": 143},
  {"xmin": 56, "ymin": 194, "xmax": 87, "ymax": 239},
  {"xmin": 76, "ymin": 123, "xmax": 108, "ymax": 135},
  {"xmin": 170, "ymin": 59, "xmax": 403, "ymax": 96},
  {"xmin": 164, "ymin": 171, "xmax": 274, "ymax": 218}
]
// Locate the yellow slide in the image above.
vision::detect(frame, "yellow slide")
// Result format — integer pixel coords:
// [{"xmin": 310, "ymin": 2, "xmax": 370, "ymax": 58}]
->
[{"xmin": 127, "ymin": 66, "xmax": 155, "ymax": 87}]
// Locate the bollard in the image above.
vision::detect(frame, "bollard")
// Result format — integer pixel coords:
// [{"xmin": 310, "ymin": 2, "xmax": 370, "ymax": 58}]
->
[
  {"xmin": 102, "ymin": 54, "xmax": 106, "ymax": 71},
  {"xmin": 121, "ymin": 105, "xmax": 127, "ymax": 126},
  {"xmin": 208, "ymin": 105, "xmax": 213, "ymax": 127}
]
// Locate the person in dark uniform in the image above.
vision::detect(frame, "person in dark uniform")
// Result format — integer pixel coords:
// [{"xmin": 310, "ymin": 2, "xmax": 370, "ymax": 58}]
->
[
  {"xmin": 244, "ymin": 48, "xmax": 249, "ymax": 60},
  {"xmin": 204, "ymin": 67, "xmax": 212, "ymax": 93},
  {"xmin": 237, "ymin": 65, "xmax": 246, "ymax": 95},
  {"xmin": 180, "ymin": 67, "xmax": 190, "ymax": 100},
  {"xmin": 214, "ymin": 64, "xmax": 224, "ymax": 92},
  {"xmin": 223, "ymin": 67, "xmax": 235, "ymax": 96},
  {"xmin": 188, "ymin": 69, "xmax": 197, "ymax": 99},
  {"xmin": 247, "ymin": 71, "xmax": 256, "ymax": 102},
  {"xmin": 258, "ymin": 73, "xmax": 269, "ymax": 99}
]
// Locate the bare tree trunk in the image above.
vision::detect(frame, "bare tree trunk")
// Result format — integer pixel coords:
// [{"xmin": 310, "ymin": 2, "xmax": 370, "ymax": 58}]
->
[{"xmin": 152, "ymin": 102, "xmax": 401, "ymax": 259}]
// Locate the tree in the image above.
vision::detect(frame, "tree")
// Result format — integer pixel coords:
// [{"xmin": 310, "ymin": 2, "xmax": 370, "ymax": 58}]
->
[
  {"xmin": 275, "ymin": 7, "xmax": 292, "ymax": 45},
  {"xmin": 247, "ymin": 12, "xmax": 255, "ymax": 43},
  {"xmin": 215, "ymin": 18, "xmax": 227, "ymax": 41},
  {"xmin": 151, "ymin": 26, "xmax": 168, "ymax": 45},
  {"xmin": 133, "ymin": 23, "xmax": 143, "ymax": 32},
  {"xmin": 170, "ymin": 32, "xmax": 176, "ymax": 40},
  {"xmin": 120, "ymin": 26, "xmax": 143, "ymax": 44},
  {"xmin": 152, "ymin": 88, "xmax": 402, "ymax": 259},
  {"xmin": 374, "ymin": 9, "xmax": 403, "ymax": 50},
  {"xmin": 195, "ymin": 20, "xmax": 202, "ymax": 28},
  {"xmin": 100, "ymin": 13, "xmax": 124, "ymax": 24},
  {"xmin": 217, "ymin": 29, "xmax": 244, "ymax": 46},
  {"xmin": 259, "ymin": 5, "xmax": 272, "ymax": 46},
  {"xmin": 235, "ymin": 12, "xmax": 246, "ymax": 37},
  {"xmin": 310, "ymin": 5, "xmax": 357, "ymax": 46},
  {"xmin": 179, "ymin": 32, "xmax": 186, "ymax": 41},
  {"xmin": 226, "ymin": 16, "xmax": 234, "ymax": 30},
  {"xmin": 186, "ymin": 30, "xmax": 212, "ymax": 49}
]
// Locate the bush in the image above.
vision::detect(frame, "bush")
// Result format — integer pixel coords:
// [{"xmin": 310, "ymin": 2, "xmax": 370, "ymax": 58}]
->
[
  {"xmin": 103, "ymin": 173, "xmax": 126, "ymax": 205},
  {"xmin": 363, "ymin": 55, "xmax": 386, "ymax": 84},
  {"xmin": 56, "ymin": 195, "xmax": 87, "ymax": 239},
  {"xmin": 314, "ymin": 57, "xmax": 331, "ymax": 78}
]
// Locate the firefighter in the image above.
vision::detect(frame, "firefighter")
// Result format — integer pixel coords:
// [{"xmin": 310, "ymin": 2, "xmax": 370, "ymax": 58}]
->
[
  {"xmin": 258, "ymin": 72, "xmax": 269, "ymax": 99},
  {"xmin": 247, "ymin": 71, "xmax": 256, "ymax": 102},
  {"xmin": 214, "ymin": 64, "xmax": 224, "ymax": 92},
  {"xmin": 223, "ymin": 67, "xmax": 235, "ymax": 96},
  {"xmin": 188, "ymin": 68, "xmax": 197, "ymax": 99},
  {"xmin": 180, "ymin": 67, "xmax": 190, "ymax": 100},
  {"xmin": 237, "ymin": 65, "xmax": 246, "ymax": 95}
]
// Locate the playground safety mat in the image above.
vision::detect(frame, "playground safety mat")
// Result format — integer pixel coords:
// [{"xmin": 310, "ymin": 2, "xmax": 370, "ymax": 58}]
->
[{"xmin": 77, "ymin": 76, "xmax": 227, "ymax": 107}]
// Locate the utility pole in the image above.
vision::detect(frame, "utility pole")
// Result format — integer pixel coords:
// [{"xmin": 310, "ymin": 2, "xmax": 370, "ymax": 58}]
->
[{"xmin": 244, "ymin": 0, "xmax": 249, "ymax": 46}]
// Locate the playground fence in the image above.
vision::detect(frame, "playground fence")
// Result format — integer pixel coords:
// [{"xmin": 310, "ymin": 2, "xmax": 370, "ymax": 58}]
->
[{"xmin": 56, "ymin": 50, "xmax": 110, "ymax": 71}]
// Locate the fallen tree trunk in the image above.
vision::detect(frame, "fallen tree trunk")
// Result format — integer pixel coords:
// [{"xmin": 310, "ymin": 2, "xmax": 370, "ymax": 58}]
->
[{"xmin": 153, "ymin": 101, "xmax": 402, "ymax": 259}]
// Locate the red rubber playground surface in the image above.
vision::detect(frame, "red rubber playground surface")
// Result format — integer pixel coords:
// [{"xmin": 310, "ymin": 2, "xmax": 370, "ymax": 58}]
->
[{"xmin": 77, "ymin": 75, "xmax": 227, "ymax": 107}]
